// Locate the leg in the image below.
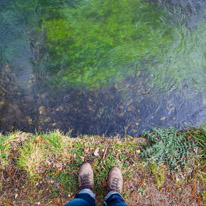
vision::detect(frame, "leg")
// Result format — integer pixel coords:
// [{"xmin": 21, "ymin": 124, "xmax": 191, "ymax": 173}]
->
[
  {"xmin": 65, "ymin": 189, "xmax": 95, "ymax": 206},
  {"xmin": 64, "ymin": 163, "xmax": 96, "ymax": 206},
  {"xmin": 104, "ymin": 167, "xmax": 128, "ymax": 206},
  {"xmin": 104, "ymin": 191, "xmax": 128, "ymax": 206}
]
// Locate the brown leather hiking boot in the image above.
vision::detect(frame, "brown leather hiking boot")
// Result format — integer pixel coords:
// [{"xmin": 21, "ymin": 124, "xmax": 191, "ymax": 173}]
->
[
  {"xmin": 108, "ymin": 167, "xmax": 123, "ymax": 193},
  {"xmin": 78, "ymin": 163, "xmax": 94, "ymax": 191}
]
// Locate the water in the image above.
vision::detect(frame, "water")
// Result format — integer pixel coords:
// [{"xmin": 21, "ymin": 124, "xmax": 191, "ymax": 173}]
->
[{"xmin": 0, "ymin": 0, "xmax": 206, "ymax": 136}]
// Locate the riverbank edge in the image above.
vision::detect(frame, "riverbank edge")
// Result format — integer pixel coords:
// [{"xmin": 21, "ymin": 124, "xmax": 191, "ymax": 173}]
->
[{"xmin": 0, "ymin": 127, "xmax": 205, "ymax": 205}]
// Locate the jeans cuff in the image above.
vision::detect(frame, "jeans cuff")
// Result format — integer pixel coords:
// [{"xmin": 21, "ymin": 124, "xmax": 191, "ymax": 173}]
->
[
  {"xmin": 105, "ymin": 191, "xmax": 122, "ymax": 201},
  {"xmin": 78, "ymin": 189, "xmax": 96, "ymax": 199}
]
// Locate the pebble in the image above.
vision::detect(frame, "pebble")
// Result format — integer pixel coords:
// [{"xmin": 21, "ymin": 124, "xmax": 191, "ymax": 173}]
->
[{"xmin": 39, "ymin": 106, "xmax": 46, "ymax": 115}]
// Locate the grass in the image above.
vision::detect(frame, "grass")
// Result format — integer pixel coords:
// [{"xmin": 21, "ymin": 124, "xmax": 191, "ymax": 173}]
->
[
  {"xmin": 189, "ymin": 125, "xmax": 206, "ymax": 167},
  {"xmin": 0, "ymin": 127, "xmax": 205, "ymax": 205},
  {"xmin": 0, "ymin": 132, "xmax": 27, "ymax": 169},
  {"xmin": 188, "ymin": 126, "xmax": 206, "ymax": 187},
  {"xmin": 2, "ymin": 131, "xmax": 140, "ymax": 200},
  {"xmin": 0, "ymin": 135, "xmax": 12, "ymax": 169}
]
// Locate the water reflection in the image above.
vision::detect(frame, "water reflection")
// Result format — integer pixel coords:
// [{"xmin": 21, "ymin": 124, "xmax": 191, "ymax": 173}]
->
[{"xmin": 0, "ymin": 0, "xmax": 206, "ymax": 135}]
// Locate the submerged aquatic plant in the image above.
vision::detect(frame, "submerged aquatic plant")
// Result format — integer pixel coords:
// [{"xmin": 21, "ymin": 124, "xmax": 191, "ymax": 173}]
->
[
  {"xmin": 42, "ymin": 0, "xmax": 174, "ymax": 88},
  {"xmin": 140, "ymin": 127, "xmax": 194, "ymax": 170}
]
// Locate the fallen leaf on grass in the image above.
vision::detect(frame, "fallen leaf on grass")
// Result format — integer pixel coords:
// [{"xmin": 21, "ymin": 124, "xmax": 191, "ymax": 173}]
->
[
  {"xmin": 48, "ymin": 165, "xmax": 52, "ymax": 169},
  {"xmin": 188, "ymin": 136, "xmax": 192, "ymax": 140},
  {"xmin": 53, "ymin": 162, "xmax": 62, "ymax": 170},
  {"xmin": 54, "ymin": 197, "xmax": 57, "ymax": 204},
  {"xmin": 8, "ymin": 199, "xmax": 11, "ymax": 205},
  {"xmin": 7, "ymin": 168, "xmax": 14, "ymax": 177},
  {"xmin": 84, "ymin": 147, "xmax": 90, "ymax": 153},
  {"xmin": 159, "ymin": 164, "xmax": 167, "ymax": 168},
  {"xmin": 36, "ymin": 136, "xmax": 43, "ymax": 142},
  {"xmin": 94, "ymin": 147, "xmax": 100, "ymax": 157},
  {"xmin": 136, "ymin": 150, "xmax": 140, "ymax": 154}
]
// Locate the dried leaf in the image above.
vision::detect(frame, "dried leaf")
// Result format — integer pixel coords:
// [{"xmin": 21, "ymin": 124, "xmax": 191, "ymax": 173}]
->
[
  {"xmin": 36, "ymin": 136, "xmax": 43, "ymax": 142},
  {"xmin": 7, "ymin": 168, "xmax": 14, "ymax": 177},
  {"xmin": 84, "ymin": 148, "xmax": 90, "ymax": 153},
  {"xmin": 188, "ymin": 136, "xmax": 192, "ymax": 140},
  {"xmin": 94, "ymin": 147, "xmax": 100, "ymax": 157},
  {"xmin": 8, "ymin": 199, "xmax": 11, "ymax": 205},
  {"xmin": 127, "ymin": 107, "xmax": 132, "ymax": 111},
  {"xmin": 4, "ymin": 184, "xmax": 10, "ymax": 189},
  {"xmin": 54, "ymin": 198, "xmax": 57, "ymax": 204},
  {"xmin": 136, "ymin": 150, "xmax": 141, "ymax": 154},
  {"xmin": 159, "ymin": 164, "xmax": 167, "ymax": 168},
  {"xmin": 53, "ymin": 162, "xmax": 62, "ymax": 170}
]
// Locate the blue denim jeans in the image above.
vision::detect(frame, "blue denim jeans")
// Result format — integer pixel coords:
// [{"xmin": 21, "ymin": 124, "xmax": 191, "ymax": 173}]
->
[{"xmin": 64, "ymin": 189, "xmax": 128, "ymax": 206}]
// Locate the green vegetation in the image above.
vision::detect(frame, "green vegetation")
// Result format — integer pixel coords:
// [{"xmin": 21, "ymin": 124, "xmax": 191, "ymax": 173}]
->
[
  {"xmin": 0, "ymin": 131, "xmax": 140, "ymax": 203},
  {"xmin": 140, "ymin": 127, "xmax": 195, "ymax": 170},
  {"xmin": 0, "ymin": 127, "xmax": 205, "ymax": 205},
  {"xmin": 0, "ymin": 0, "xmax": 38, "ymax": 63},
  {"xmin": 43, "ymin": 0, "xmax": 173, "ymax": 88},
  {"xmin": 189, "ymin": 126, "xmax": 206, "ymax": 167},
  {"xmin": 2, "ymin": 0, "xmax": 206, "ymax": 91},
  {"xmin": 150, "ymin": 162, "xmax": 166, "ymax": 187},
  {"xmin": 149, "ymin": 21, "xmax": 206, "ymax": 92},
  {"xmin": 188, "ymin": 126, "xmax": 206, "ymax": 185},
  {"xmin": 202, "ymin": 191, "xmax": 206, "ymax": 205},
  {"xmin": 16, "ymin": 132, "xmax": 139, "ymax": 197},
  {"xmin": 0, "ymin": 134, "xmax": 15, "ymax": 170},
  {"xmin": 40, "ymin": 0, "xmax": 206, "ymax": 91},
  {"xmin": 0, "ymin": 136, "xmax": 10, "ymax": 168}
]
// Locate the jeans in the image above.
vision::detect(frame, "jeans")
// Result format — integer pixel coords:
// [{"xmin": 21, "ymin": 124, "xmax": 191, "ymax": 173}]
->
[{"xmin": 65, "ymin": 189, "xmax": 128, "ymax": 206}]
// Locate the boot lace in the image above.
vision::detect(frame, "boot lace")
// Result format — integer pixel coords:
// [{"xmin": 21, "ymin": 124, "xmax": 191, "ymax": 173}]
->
[
  {"xmin": 110, "ymin": 177, "xmax": 120, "ymax": 192},
  {"xmin": 79, "ymin": 174, "xmax": 93, "ymax": 190}
]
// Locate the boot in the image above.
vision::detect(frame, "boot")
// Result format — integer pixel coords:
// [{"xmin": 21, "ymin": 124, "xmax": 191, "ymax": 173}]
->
[
  {"xmin": 108, "ymin": 167, "xmax": 123, "ymax": 193},
  {"xmin": 78, "ymin": 163, "xmax": 94, "ymax": 191}
]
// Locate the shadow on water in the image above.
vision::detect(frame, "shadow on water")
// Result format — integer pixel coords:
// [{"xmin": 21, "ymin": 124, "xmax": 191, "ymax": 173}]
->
[{"xmin": 0, "ymin": 0, "xmax": 206, "ymax": 136}]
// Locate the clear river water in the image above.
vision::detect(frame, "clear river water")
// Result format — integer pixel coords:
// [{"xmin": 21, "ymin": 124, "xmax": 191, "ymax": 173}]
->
[{"xmin": 0, "ymin": 0, "xmax": 206, "ymax": 136}]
